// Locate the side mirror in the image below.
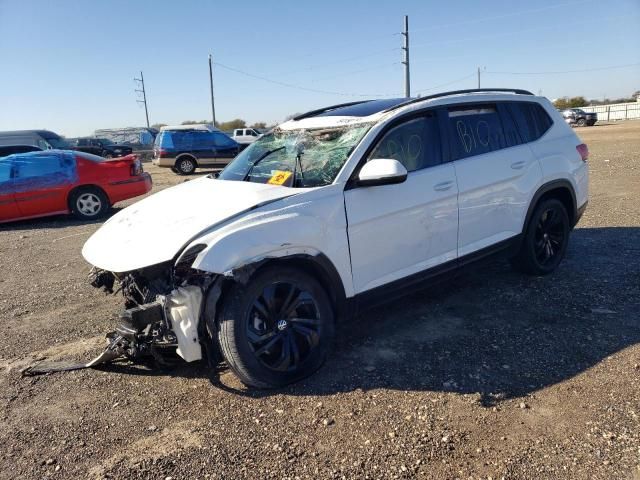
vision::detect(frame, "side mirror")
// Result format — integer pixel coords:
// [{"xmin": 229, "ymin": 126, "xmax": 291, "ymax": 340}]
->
[{"xmin": 357, "ymin": 158, "xmax": 407, "ymax": 187}]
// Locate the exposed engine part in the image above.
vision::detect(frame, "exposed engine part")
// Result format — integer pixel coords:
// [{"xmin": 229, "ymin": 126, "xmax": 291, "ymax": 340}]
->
[
  {"xmin": 24, "ymin": 264, "xmax": 218, "ymax": 376},
  {"xmin": 23, "ymin": 301, "xmax": 178, "ymax": 376}
]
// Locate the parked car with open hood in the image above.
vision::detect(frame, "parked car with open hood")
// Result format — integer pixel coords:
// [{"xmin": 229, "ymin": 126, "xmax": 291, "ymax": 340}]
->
[
  {"xmin": 0, "ymin": 150, "xmax": 151, "ymax": 223},
  {"xmin": 83, "ymin": 88, "xmax": 589, "ymax": 388},
  {"xmin": 152, "ymin": 124, "xmax": 240, "ymax": 175}
]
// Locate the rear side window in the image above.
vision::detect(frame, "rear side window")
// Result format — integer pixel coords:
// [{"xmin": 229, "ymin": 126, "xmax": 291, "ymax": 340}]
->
[
  {"xmin": 213, "ymin": 133, "xmax": 236, "ymax": 147},
  {"xmin": 507, "ymin": 102, "xmax": 553, "ymax": 143},
  {"xmin": 369, "ymin": 113, "xmax": 441, "ymax": 172},
  {"xmin": 448, "ymin": 104, "xmax": 506, "ymax": 160}
]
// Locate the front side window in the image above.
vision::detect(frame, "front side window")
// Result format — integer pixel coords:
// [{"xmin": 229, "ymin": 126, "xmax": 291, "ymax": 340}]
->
[
  {"xmin": 368, "ymin": 113, "xmax": 441, "ymax": 172},
  {"xmin": 448, "ymin": 104, "xmax": 506, "ymax": 160},
  {"xmin": 218, "ymin": 123, "xmax": 372, "ymax": 188}
]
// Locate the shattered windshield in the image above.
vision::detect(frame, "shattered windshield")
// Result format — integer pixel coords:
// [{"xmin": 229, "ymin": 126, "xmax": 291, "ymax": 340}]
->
[{"xmin": 218, "ymin": 123, "xmax": 372, "ymax": 187}]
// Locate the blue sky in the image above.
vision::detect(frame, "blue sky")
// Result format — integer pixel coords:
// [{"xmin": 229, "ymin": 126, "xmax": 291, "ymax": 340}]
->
[{"xmin": 0, "ymin": 0, "xmax": 639, "ymax": 136}]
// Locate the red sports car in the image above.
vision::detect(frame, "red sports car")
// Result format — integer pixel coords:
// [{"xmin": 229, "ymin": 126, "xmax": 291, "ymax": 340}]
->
[{"xmin": 0, "ymin": 150, "xmax": 152, "ymax": 223}]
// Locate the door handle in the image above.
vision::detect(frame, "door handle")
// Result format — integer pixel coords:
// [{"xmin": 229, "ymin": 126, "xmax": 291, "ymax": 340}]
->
[
  {"xmin": 511, "ymin": 160, "xmax": 526, "ymax": 170},
  {"xmin": 434, "ymin": 180, "xmax": 454, "ymax": 191}
]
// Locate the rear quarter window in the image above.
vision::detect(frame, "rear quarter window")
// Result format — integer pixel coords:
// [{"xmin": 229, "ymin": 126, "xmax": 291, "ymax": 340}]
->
[{"xmin": 507, "ymin": 102, "xmax": 553, "ymax": 143}]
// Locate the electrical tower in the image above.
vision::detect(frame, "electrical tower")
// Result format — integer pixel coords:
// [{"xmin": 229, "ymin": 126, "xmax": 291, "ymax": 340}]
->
[{"xmin": 134, "ymin": 71, "xmax": 150, "ymax": 128}]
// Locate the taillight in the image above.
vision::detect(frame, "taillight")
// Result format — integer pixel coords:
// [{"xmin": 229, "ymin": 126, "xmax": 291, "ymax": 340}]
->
[
  {"xmin": 158, "ymin": 148, "xmax": 167, "ymax": 157},
  {"xmin": 130, "ymin": 158, "xmax": 143, "ymax": 176},
  {"xmin": 576, "ymin": 143, "xmax": 589, "ymax": 162}
]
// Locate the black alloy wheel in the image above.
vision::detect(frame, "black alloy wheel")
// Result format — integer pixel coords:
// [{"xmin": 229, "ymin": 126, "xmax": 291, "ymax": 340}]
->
[
  {"xmin": 534, "ymin": 206, "xmax": 566, "ymax": 267},
  {"xmin": 511, "ymin": 198, "xmax": 570, "ymax": 275},
  {"xmin": 246, "ymin": 282, "xmax": 321, "ymax": 372},
  {"xmin": 216, "ymin": 266, "xmax": 334, "ymax": 388}
]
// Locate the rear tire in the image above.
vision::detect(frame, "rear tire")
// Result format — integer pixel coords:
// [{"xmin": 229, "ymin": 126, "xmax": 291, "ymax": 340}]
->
[
  {"xmin": 175, "ymin": 157, "xmax": 196, "ymax": 175},
  {"xmin": 70, "ymin": 187, "xmax": 110, "ymax": 220},
  {"xmin": 216, "ymin": 266, "xmax": 335, "ymax": 388},
  {"xmin": 511, "ymin": 198, "xmax": 570, "ymax": 275}
]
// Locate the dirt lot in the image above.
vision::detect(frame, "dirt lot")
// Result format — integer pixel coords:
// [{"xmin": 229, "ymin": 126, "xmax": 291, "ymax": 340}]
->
[{"xmin": 1, "ymin": 122, "xmax": 639, "ymax": 480}]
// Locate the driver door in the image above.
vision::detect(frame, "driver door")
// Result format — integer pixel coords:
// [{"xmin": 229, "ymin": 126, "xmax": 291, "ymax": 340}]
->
[{"xmin": 344, "ymin": 111, "xmax": 459, "ymax": 294}]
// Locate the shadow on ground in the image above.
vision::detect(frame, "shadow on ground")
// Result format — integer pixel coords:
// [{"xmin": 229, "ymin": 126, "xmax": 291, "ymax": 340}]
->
[{"xmin": 82, "ymin": 226, "xmax": 640, "ymax": 405}]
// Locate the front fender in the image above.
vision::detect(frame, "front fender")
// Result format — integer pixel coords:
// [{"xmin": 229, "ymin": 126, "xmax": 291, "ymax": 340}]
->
[{"xmin": 189, "ymin": 184, "xmax": 355, "ymax": 297}]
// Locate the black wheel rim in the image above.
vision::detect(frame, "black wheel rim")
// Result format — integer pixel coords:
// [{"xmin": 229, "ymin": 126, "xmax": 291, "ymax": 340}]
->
[
  {"xmin": 534, "ymin": 207, "xmax": 565, "ymax": 266},
  {"xmin": 246, "ymin": 282, "xmax": 321, "ymax": 372}
]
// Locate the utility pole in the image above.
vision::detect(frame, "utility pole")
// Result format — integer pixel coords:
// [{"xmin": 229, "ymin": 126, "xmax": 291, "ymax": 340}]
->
[
  {"xmin": 401, "ymin": 15, "xmax": 410, "ymax": 97},
  {"xmin": 477, "ymin": 67, "xmax": 481, "ymax": 89},
  {"xmin": 208, "ymin": 54, "xmax": 216, "ymax": 127},
  {"xmin": 134, "ymin": 71, "xmax": 150, "ymax": 128}
]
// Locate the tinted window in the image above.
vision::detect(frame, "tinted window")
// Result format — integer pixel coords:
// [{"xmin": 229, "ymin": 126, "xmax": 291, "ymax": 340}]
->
[
  {"xmin": 507, "ymin": 102, "xmax": 553, "ymax": 143},
  {"xmin": 448, "ymin": 104, "xmax": 506, "ymax": 160},
  {"xmin": 369, "ymin": 113, "xmax": 441, "ymax": 172},
  {"xmin": 172, "ymin": 131, "xmax": 195, "ymax": 150},
  {"xmin": 498, "ymin": 104, "xmax": 523, "ymax": 148},
  {"xmin": 213, "ymin": 133, "xmax": 236, "ymax": 147},
  {"xmin": 192, "ymin": 131, "xmax": 215, "ymax": 149}
]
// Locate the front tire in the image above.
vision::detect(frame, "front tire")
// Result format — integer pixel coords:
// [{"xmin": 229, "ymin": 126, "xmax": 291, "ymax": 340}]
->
[
  {"xmin": 576, "ymin": 118, "xmax": 587, "ymax": 127},
  {"xmin": 216, "ymin": 266, "xmax": 335, "ymax": 388},
  {"xmin": 511, "ymin": 198, "xmax": 570, "ymax": 275},
  {"xmin": 70, "ymin": 187, "xmax": 110, "ymax": 220},
  {"xmin": 175, "ymin": 156, "xmax": 196, "ymax": 175}
]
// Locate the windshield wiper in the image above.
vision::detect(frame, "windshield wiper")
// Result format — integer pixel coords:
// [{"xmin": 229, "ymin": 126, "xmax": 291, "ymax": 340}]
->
[
  {"xmin": 243, "ymin": 146, "xmax": 285, "ymax": 181},
  {"xmin": 292, "ymin": 152, "xmax": 305, "ymax": 187}
]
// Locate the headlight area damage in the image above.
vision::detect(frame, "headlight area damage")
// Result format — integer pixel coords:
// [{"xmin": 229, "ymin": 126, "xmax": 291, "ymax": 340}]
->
[{"xmin": 24, "ymin": 248, "xmax": 222, "ymax": 375}]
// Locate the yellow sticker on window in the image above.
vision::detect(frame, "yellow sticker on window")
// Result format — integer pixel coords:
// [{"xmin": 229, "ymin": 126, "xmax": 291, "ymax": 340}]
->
[{"xmin": 267, "ymin": 170, "xmax": 292, "ymax": 185}]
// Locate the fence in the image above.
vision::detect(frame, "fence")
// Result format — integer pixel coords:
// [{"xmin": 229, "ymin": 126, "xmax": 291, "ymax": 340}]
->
[{"xmin": 582, "ymin": 102, "xmax": 640, "ymax": 121}]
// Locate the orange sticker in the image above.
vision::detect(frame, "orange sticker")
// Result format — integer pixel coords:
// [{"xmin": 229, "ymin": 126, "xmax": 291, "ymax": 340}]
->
[{"xmin": 267, "ymin": 170, "xmax": 292, "ymax": 185}]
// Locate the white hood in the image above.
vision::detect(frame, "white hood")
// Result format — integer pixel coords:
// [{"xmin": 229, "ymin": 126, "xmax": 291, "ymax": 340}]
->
[{"xmin": 82, "ymin": 177, "xmax": 296, "ymax": 273}]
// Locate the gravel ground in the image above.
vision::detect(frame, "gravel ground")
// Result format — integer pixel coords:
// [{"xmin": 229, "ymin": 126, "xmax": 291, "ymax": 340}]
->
[{"xmin": 1, "ymin": 122, "xmax": 639, "ymax": 480}]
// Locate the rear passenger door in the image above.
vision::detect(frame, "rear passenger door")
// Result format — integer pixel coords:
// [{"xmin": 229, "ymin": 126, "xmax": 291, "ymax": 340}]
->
[{"xmin": 447, "ymin": 102, "xmax": 542, "ymax": 257}]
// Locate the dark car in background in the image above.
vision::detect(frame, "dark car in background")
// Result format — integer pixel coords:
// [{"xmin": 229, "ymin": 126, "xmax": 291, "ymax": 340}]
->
[
  {"xmin": 0, "ymin": 130, "xmax": 70, "ymax": 150},
  {"xmin": 152, "ymin": 124, "xmax": 240, "ymax": 175},
  {"xmin": 561, "ymin": 108, "xmax": 597, "ymax": 127},
  {"xmin": 68, "ymin": 137, "xmax": 133, "ymax": 158}
]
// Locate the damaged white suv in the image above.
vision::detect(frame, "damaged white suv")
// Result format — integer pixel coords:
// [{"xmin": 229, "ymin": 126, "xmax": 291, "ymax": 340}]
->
[{"xmin": 83, "ymin": 89, "xmax": 589, "ymax": 388}]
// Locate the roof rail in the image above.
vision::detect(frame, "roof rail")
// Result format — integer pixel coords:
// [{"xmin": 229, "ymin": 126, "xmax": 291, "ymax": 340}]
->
[
  {"xmin": 292, "ymin": 100, "xmax": 372, "ymax": 121},
  {"xmin": 382, "ymin": 88, "xmax": 534, "ymax": 113}
]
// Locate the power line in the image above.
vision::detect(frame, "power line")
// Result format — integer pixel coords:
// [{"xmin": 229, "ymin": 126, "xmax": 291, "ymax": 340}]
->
[
  {"xmin": 486, "ymin": 62, "xmax": 640, "ymax": 75},
  {"xmin": 410, "ymin": 13, "xmax": 638, "ymax": 51},
  {"xmin": 213, "ymin": 61, "xmax": 395, "ymax": 97},
  {"xmin": 407, "ymin": 0, "xmax": 599, "ymax": 34},
  {"xmin": 414, "ymin": 73, "xmax": 477, "ymax": 94}
]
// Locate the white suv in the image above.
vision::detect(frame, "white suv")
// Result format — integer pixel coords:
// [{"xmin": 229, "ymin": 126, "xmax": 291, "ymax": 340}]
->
[{"xmin": 83, "ymin": 88, "xmax": 589, "ymax": 388}]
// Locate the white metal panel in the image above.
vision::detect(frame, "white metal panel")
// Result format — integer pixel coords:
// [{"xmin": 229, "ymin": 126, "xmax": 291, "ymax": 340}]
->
[{"xmin": 344, "ymin": 163, "xmax": 458, "ymax": 294}]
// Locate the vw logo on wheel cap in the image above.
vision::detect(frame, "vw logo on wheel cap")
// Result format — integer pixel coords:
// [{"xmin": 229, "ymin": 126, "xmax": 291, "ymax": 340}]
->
[{"xmin": 277, "ymin": 319, "xmax": 288, "ymax": 331}]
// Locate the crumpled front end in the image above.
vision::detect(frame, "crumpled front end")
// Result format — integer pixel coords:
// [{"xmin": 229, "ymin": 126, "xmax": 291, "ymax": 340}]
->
[{"xmin": 87, "ymin": 256, "xmax": 215, "ymax": 367}]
